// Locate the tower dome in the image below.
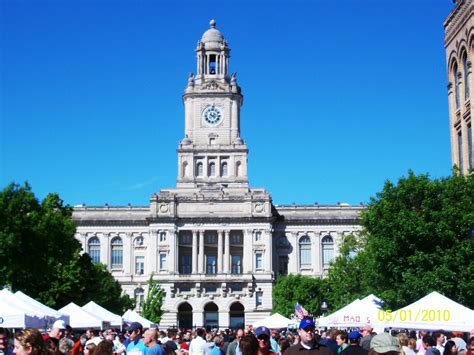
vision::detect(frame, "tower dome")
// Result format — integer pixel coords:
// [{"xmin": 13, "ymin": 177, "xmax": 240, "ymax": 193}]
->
[{"xmin": 200, "ymin": 20, "xmax": 225, "ymax": 48}]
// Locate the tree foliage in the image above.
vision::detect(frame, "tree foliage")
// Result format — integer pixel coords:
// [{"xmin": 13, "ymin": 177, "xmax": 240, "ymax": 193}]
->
[
  {"xmin": 141, "ymin": 273, "xmax": 166, "ymax": 323},
  {"xmin": 0, "ymin": 182, "xmax": 134, "ymax": 314},
  {"xmin": 326, "ymin": 171, "xmax": 474, "ymax": 310},
  {"xmin": 272, "ymin": 274, "xmax": 329, "ymax": 317}
]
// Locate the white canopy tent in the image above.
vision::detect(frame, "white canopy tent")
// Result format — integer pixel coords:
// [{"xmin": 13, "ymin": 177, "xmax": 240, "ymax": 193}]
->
[
  {"xmin": 0, "ymin": 289, "xmax": 52, "ymax": 329},
  {"xmin": 253, "ymin": 313, "xmax": 298, "ymax": 328},
  {"xmin": 14, "ymin": 291, "xmax": 69, "ymax": 327},
  {"xmin": 318, "ymin": 294, "xmax": 384, "ymax": 328},
  {"xmin": 59, "ymin": 302, "xmax": 109, "ymax": 329},
  {"xmin": 82, "ymin": 301, "xmax": 122, "ymax": 328},
  {"xmin": 0, "ymin": 298, "xmax": 47, "ymax": 328},
  {"xmin": 386, "ymin": 291, "xmax": 474, "ymax": 332},
  {"xmin": 122, "ymin": 310, "xmax": 156, "ymax": 328}
]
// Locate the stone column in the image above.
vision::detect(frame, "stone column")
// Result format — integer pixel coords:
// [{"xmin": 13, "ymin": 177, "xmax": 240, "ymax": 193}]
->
[
  {"xmin": 243, "ymin": 229, "xmax": 252, "ymax": 273},
  {"xmin": 219, "ymin": 310, "xmax": 229, "ymax": 329},
  {"xmin": 169, "ymin": 230, "xmax": 177, "ymax": 274},
  {"xmin": 198, "ymin": 230, "xmax": 205, "ymax": 274},
  {"xmin": 231, "ymin": 100, "xmax": 238, "ymax": 141},
  {"xmin": 223, "ymin": 230, "xmax": 230, "ymax": 273},
  {"xmin": 288, "ymin": 232, "xmax": 298, "ymax": 273},
  {"xmin": 217, "ymin": 230, "xmax": 223, "ymax": 273},
  {"xmin": 124, "ymin": 232, "xmax": 132, "ymax": 275},
  {"xmin": 192, "ymin": 230, "xmax": 198, "ymax": 274},
  {"xmin": 264, "ymin": 230, "xmax": 272, "ymax": 272},
  {"xmin": 194, "ymin": 310, "xmax": 204, "ymax": 328},
  {"xmin": 148, "ymin": 230, "xmax": 158, "ymax": 274}
]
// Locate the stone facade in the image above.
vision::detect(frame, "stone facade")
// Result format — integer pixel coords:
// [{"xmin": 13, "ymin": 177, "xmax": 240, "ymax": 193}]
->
[
  {"xmin": 72, "ymin": 20, "xmax": 362, "ymax": 329},
  {"xmin": 445, "ymin": 0, "xmax": 474, "ymax": 174}
]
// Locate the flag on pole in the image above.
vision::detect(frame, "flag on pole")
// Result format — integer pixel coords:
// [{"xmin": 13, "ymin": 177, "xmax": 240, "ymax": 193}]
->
[{"xmin": 294, "ymin": 302, "xmax": 309, "ymax": 319}]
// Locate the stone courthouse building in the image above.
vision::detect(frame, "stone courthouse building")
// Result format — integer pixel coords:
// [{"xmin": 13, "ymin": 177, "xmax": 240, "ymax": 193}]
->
[
  {"xmin": 445, "ymin": 0, "xmax": 474, "ymax": 174},
  {"xmin": 72, "ymin": 20, "xmax": 363, "ymax": 329}
]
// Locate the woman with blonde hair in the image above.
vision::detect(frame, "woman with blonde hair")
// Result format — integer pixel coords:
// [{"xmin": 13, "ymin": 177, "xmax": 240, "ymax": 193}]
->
[{"xmin": 14, "ymin": 329, "xmax": 47, "ymax": 355}]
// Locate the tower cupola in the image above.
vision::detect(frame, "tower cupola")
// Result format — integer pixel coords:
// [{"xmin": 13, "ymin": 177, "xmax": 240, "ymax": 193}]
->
[{"xmin": 194, "ymin": 20, "xmax": 230, "ymax": 84}]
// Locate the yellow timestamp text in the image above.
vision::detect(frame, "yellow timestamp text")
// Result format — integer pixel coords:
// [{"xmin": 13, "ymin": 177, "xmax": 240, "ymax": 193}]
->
[{"xmin": 377, "ymin": 309, "xmax": 451, "ymax": 322}]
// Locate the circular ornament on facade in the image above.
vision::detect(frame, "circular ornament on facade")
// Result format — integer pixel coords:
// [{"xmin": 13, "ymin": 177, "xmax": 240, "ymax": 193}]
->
[
  {"xmin": 254, "ymin": 203, "xmax": 264, "ymax": 213},
  {"xmin": 202, "ymin": 105, "xmax": 222, "ymax": 125},
  {"xmin": 159, "ymin": 203, "xmax": 169, "ymax": 213}
]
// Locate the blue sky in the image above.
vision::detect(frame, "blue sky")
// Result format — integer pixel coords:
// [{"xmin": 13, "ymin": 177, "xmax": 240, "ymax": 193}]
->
[{"xmin": 1, "ymin": 0, "xmax": 455, "ymax": 207}]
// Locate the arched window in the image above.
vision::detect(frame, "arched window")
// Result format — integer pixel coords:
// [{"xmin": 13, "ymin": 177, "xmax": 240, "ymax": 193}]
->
[
  {"xmin": 196, "ymin": 162, "xmax": 203, "ymax": 177},
  {"xmin": 134, "ymin": 287, "xmax": 145, "ymax": 310},
  {"xmin": 87, "ymin": 237, "xmax": 100, "ymax": 263},
  {"xmin": 110, "ymin": 237, "xmax": 123, "ymax": 268},
  {"xmin": 454, "ymin": 62, "xmax": 461, "ymax": 109},
  {"xmin": 221, "ymin": 162, "xmax": 228, "ymax": 176},
  {"xmin": 204, "ymin": 302, "xmax": 219, "ymax": 330},
  {"xmin": 322, "ymin": 235, "xmax": 334, "ymax": 268},
  {"xmin": 463, "ymin": 53, "xmax": 470, "ymax": 100},
  {"xmin": 134, "ymin": 236, "xmax": 144, "ymax": 247},
  {"xmin": 299, "ymin": 236, "xmax": 311, "ymax": 268},
  {"xmin": 209, "ymin": 162, "xmax": 216, "ymax": 176}
]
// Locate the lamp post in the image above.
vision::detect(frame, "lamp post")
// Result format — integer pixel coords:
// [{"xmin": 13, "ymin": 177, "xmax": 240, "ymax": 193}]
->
[{"xmin": 321, "ymin": 300, "xmax": 329, "ymax": 317}]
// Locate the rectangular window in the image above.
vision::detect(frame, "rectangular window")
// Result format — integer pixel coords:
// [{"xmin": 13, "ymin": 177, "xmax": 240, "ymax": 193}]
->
[
  {"xmin": 88, "ymin": 245, "xmax": 100, "ymax": 264},
  {"xmin": 256, "ymin": 291, "xmax": 263, "ymax": 307},
  {"xmin": 278, "ymin": 256, "xmax": 288, "ymax": 275},
  {"xmin": 300, "ymin": 247, "xmax": 311, "ymax": 267},
  {"xmin": 231, "ymin": 255, "xmax": 242, "ymax": 274},
  {"xmin": 255, "ymin": 252, "xmax": 263, "ymax": 270},
  {"xmin": 177, "ymin": 283, "xmax": 192, "ymax": 292},
  {"xmin": 135, "ymin": 256, "xmax": 145, "ymax": 275},
  {"xmin": 230, "ymin": 233, "xmax": 243, "ymax": 245},
  {"xmin": 229, "ymin": 283, "xmax": 243, "ymax": 292},
  {"xmin": 255, "ymin": 231, "xmax": 262, "ymax": 242},
  {"xmin": 458, "ymin": 130, "xmax": 464, "ymax": 172},
  {"xmin": 111, "ymin": 249, "xmax": 123, "ymax": 268},
  {"xmin": 205, "ymin": 234, "xmax": 217, "ymax": 244},
  {"xmin": 205, "ymin": 283, "xmax": 218, "ymax": 293},
  {"xmin": 159, "ymin": 253, "xmax": 167, "ymax": 270},
  {"xmin": 322, "ymin": 247, "xmax": 334, "ymax": 268},
  {"xmin": 180, "ymin": 234, "xmax": 192, "ymax": 245},
  {"xmin": 159, "ymin": 232, "xmax": 166, "ymax": 242},
  {"xmin": 180, "ymin": 255, "xmax": 191, "ymax": 274},
  {"xmin": 206, "ymin": 255, "xmax": 217, "ymax": 274}
]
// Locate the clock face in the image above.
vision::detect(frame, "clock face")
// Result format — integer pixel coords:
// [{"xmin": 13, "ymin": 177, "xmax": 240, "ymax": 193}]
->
[{"xmin": 203, "ymin": 105, "xmax": 222, "ymax": 125}]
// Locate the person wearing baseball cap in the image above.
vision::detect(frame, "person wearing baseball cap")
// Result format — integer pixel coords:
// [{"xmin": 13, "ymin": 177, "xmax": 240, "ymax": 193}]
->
[
  {"xmin": 254, "ymin": 327, "xmax": 275, "ymax": 355},
  {"xmin": 126, "ymin": 322, "xmax": 147, "ymax": 355},
  {"xmin": 284, "ymin": 318, "xmax": 331, "ymax": 355},
  {"xmin": 370, "ymin": 333, "xmax": 400, "ymax": 355},
  {"xmin": 339, "ymin": 331, "xmax": 366, "ymax": 355}
]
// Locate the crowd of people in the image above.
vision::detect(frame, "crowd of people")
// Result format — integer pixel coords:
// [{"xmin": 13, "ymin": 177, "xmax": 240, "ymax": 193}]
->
[{"xmin": 0, "ymin": 319, "xmax": 473, "ymax": 355}]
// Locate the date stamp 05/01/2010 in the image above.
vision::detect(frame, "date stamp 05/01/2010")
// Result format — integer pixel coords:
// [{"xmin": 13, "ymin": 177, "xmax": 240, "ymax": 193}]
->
[{"xmin": 377, "ymin": 309, "xmax": 451, "ymax": 322}]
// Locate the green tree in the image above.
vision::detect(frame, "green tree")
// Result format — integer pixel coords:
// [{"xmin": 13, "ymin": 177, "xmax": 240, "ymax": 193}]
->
[
  {"xmin": 141, "ymin": 273, "xmax": 166, "ymax": 323},
  {"xmin": 272, "ymin": 274, "xmax": 329, "ymax": 317},
  {"xmin": 0, "ymin": 182, "xmax": 134, "ymax": 314},
  {"xmin": 324, "ymin": 234, "xmax": 371, "ymax": 311},
  {"xmin": 326, "ymin": 171, "xmax": 474, "ymax": 310}
]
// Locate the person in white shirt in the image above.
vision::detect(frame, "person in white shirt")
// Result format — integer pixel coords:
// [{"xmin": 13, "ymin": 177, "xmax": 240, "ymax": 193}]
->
[{"xmin": 189, "ymin": 328, "xmax": 209, "ymax": 355}]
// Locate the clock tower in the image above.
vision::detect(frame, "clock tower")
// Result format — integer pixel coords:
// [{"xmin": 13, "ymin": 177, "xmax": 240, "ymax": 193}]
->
[{"xmin": 177, "ymin": 20, "xmax": 248, "ymax": 191}]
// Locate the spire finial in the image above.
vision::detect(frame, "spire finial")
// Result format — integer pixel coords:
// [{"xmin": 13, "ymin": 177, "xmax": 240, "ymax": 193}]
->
[{"xmin": 210, "ymin": 19, "xmax": 216, "ymax": 28}]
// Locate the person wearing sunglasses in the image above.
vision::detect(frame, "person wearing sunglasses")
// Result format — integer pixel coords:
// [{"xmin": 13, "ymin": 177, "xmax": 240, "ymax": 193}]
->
[{"xmin": 283, "ymin": 319, "xmax": 331, "ymax": 355}]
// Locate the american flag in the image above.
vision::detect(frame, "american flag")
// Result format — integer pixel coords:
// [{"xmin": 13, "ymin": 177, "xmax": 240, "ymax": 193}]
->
[{"xmin": 294, "ymin": 302, "xmax": 309, "ymax": 319}]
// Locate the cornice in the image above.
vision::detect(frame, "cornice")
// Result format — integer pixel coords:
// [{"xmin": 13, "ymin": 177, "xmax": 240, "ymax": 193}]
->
[
  {"xmin": 274, "ymin": 218, "xmax": 361, "ymax": 226},
  {"xmin": 444, "ymin": 2, "xmax": 473, "ymax": 46},
  {"xmin": 74, "ymin": 219, "xmax": 149, "ymax": 227},
  {"xmin": 182, "ymin": 92, "xmax": 243, "ymax": 101},
  {"xmin": 146, "ymin": 216, "xmax": 276, "ymax": 224}
]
